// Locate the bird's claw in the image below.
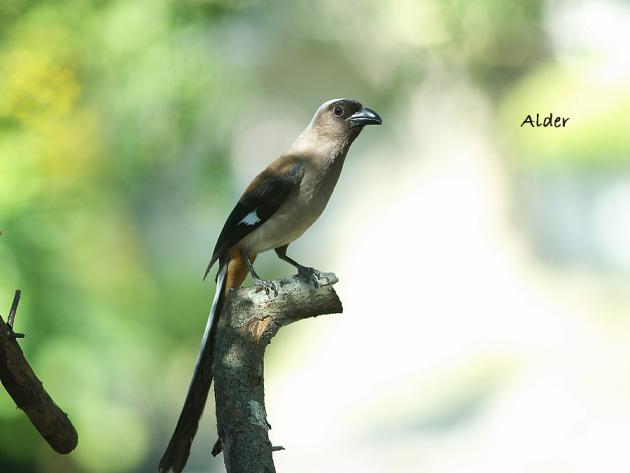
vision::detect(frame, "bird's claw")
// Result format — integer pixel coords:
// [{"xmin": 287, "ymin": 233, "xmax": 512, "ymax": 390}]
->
[
  {"xmin": 297, "ymin": 266, "xmax": 324, "ymax": 288},
  {"xmin": 254, "ymin": 278, "xmax": 278, "ymax": 296}
]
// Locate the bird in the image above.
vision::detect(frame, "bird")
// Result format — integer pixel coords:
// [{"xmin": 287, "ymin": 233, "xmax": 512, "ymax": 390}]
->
[{"xmin": 159, "ymin": 98, "xmax": 382, "ymax": 473}]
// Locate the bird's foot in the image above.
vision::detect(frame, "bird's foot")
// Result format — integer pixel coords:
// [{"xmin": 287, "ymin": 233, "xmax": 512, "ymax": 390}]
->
[
  {"xmin": 297, "ymin": 265, "xmax": 325, "ymax": 289},
  {"xmin": 253, "ymin": 278, "xmax": 278, "ymax": 296}
]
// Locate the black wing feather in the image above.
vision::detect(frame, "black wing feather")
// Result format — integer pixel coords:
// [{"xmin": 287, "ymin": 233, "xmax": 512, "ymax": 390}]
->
[{"xmin": 203, "ymin": 162, "xmax": 303, "ymax": 279}]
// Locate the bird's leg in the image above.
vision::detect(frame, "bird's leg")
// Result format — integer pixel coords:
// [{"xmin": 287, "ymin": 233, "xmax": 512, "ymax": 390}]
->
[
  {"xmin": 274, "ymin": 245, "xmax": 324, "ymax": 288},
  {"xmin": 243, "ymin": 253, "xmax": 278, "ymax": 296}
]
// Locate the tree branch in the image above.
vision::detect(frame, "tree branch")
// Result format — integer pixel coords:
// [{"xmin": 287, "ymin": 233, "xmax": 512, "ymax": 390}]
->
[
  {"xmin": 0, "ymin": 290, "xmax": 78, "ymax": 454},
  {"xmin": 213, "ymin": 273, "xmax": 343, "ymax": 473}
]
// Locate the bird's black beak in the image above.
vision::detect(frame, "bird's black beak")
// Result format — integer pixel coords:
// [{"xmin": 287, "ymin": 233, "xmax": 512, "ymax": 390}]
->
[{"xmin": 348, "ymin": 106, "xmax": 382, "ymax": 126}]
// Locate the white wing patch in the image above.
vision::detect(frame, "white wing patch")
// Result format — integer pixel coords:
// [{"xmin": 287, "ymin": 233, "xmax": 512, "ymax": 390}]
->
[{"xmin": 239, "ymin": 210, "xmax": 261, "ymax": 226}]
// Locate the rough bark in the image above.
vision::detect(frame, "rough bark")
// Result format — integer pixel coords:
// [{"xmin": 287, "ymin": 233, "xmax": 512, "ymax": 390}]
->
[
  {"xmin": 213, "ymin": 273, "xmax": 343, "ymax": 473},
  {"xmin": 0, "ymin": 290, "xmax": 78, "ymax": 454}
]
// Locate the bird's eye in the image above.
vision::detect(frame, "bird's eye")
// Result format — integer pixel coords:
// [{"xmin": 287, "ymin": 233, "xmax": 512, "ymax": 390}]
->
[{"xmin": 333, "ymin": 106, "xmax": 344, "ymax": 117}]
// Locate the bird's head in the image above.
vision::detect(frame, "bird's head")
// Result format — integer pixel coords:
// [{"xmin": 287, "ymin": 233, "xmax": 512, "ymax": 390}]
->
[{"xmin": 310, "ymin": 98, "xmax": 382, "ymax": 138}]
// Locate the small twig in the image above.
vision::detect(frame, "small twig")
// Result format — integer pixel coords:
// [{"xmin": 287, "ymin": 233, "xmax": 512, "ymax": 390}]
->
[
  {"xmin": 7, "ymin": 289, "xmax": 20, "ymax": 327},
  {"xmin": 7, "ymin": 289, "xmax": 24, "ymax": 338}
]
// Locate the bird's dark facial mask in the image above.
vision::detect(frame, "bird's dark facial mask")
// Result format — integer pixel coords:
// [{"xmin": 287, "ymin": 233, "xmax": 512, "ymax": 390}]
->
[
  {"xmin": 347, "ymin": 106, "xmax": 382, "ymax": 126},
  {"xmin": 328, "ymin": 100, "xmax": 382, "ymax": 126}
]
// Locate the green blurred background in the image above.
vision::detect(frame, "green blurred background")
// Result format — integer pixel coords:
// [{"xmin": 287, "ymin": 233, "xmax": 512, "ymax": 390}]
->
[{"xmin": 1, "ymin": 0, "xmax": 630, "ymax": 472}]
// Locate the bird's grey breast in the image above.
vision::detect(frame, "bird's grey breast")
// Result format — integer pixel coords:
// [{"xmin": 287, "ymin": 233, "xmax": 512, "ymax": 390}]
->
[{"xmin": 298, "ymin": 157, "xmax": 343, "ymax": 213}]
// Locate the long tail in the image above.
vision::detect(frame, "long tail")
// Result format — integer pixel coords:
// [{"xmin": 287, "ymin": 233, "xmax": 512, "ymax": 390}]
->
[{"xmin": 159, "ymin": 260, "xmax": 229, "ymax": 473}]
